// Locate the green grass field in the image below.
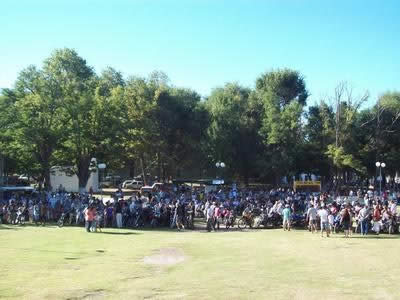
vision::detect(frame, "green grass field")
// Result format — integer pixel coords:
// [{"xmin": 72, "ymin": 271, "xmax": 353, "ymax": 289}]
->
[{"xmin": 1, "ymin": 223, "xmax": 399, "ymax": 300}]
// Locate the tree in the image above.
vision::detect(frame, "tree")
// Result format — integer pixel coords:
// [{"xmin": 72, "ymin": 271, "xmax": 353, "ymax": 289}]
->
[
  {"xmin": 325, "ymin": 82, "xmax": 369, "ymax": 189},
  {"xmin": 206, "ymin": 83, "xmax": 263, "ymax": 183},
  {"xmin": 358, "ymin": 92, "xmax": 400, "ymax": 183},
  {"xmin": 255, "ymin": 69, "xmax": 309, "ymax": 183},
  {"xmin": 45, "ymin": 48, "xmax": 125, "ymax": 192},
  {"xmin": 123, "ymin": 72, "xmax": 209, "ymax": 182},
  {"xmin": 303, "ymin": 102, "xmax": 335, "ymax": 180},
  {"xmin": 0, "ymin": 66, "xmax": 64, "ymax": 190},
  {"xmin": 255, "ymin": 68, "xmax": 308, "ymax": 107}
]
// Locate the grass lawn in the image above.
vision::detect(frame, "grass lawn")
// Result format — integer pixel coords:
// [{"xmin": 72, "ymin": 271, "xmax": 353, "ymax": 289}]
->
[{"xmin": 1, "ymin": 223, "xmax": 399, "ymax": 300}]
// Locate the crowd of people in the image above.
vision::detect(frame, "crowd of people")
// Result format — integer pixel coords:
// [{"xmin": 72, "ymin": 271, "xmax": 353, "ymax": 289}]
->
[{"xmin": 0, "ymin": 185, "xmax": 399, "ymax": 238}]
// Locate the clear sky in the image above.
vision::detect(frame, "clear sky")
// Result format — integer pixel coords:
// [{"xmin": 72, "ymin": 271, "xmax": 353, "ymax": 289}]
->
[{"xmin": 1, "ymin": 0, "xmax": 399, "ymax": 106}]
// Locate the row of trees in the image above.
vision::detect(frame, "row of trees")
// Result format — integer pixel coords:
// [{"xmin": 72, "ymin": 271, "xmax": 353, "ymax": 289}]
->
[{"xmin": 1, "ymin": 48, "xmax": 399, "ymax": 191}]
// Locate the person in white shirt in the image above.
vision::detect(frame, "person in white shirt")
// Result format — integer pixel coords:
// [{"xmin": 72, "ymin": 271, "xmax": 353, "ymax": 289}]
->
[
  {"xmin": 389, "ymin": 200, "xmax": 397, "ymax": 216},
  {"xmin": 206, "ymin": 202, "xmax": 216, "ymax": 232},
  {"xmin": 328, "ymin": 212, "xmax": 334, "ymax": 233},
  {"xmin": 318, "ymin": 205, "xmax": 330, "ymax": 237},
  {"xmin": 306, "ymin": 204, "xmax": 317, "ymax": 233}
]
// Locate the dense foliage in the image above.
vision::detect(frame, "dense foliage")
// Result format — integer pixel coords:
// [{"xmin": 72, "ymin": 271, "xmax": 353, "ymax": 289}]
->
[{"xmin": 1, "ymin": 49, "xmax": 399, "ymax": 190}]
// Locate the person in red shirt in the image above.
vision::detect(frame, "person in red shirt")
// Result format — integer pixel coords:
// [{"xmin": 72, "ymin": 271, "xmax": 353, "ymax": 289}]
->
[
  {"xmin": 214, "ymin": 205, "xmax": 222, "ymax": 230},
  {"xmin": 372, "ymin": 205, "xmax": 382, "ymax": 235},
  {"xmin": 84, "ymin": 205, "xmax": 96, "ymax": 233}
]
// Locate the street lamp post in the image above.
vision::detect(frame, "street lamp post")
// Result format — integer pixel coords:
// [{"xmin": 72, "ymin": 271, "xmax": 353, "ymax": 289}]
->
[
  {"xmin": 215, "ymin": 162, "xmax": 225, "ymax": 179},
  {"xmin": 98, "ymin": 163, "xmax": 107, "ymax": 200},
  {"xmin": 375, "ymin": 161, "xmax": 386, "ymax": 196}
]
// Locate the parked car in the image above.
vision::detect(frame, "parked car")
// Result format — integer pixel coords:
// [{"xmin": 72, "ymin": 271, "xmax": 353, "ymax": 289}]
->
[
  {"xmin": 100, "ymin": 176, "xmax": 122, "ymax": 188},
  {"xmin": 122, "ymin": 180, "xmax": 143, "ymax": 189},
  {"xmin": 121, "ymin": 180, "xmax": 132, "ymax": 188}
]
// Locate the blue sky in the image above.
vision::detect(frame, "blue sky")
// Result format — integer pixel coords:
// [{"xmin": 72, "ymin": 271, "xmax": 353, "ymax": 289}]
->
[{"xmin": 1, "ymin": 0, "xmax": 399, "ymax": 106}]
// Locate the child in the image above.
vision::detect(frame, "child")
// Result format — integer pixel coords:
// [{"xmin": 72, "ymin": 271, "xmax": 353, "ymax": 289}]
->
[{"xmin": 328, "ymin": 211, "xmax": 334, "ymax": 234}]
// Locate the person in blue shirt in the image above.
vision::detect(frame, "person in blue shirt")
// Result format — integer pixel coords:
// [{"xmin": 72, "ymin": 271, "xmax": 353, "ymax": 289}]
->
[{"xmin": 282, "ymin": 204, "xmax": 292, "ymax": 231}]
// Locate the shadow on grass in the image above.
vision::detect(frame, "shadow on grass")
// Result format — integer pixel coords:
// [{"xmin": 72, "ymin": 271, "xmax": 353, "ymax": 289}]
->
[
  {"xmin": 349, "ymin": 235, "xmax": 400, "ymax": 239},
  {"xmin": 0, "ymin": 225, "xmax": 19, "ymax": 230},
  {"xmin": 99, "ymin": 231, "xmax": 140, "ymax": 235},
  {"xmin": 3, "ymin": 222, "xmax": 60, "ymax": 229}
]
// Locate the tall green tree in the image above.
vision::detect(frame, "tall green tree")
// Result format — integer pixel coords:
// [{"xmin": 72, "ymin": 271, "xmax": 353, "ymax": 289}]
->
[
  {"xmin": 206, "ymin": 83, "xmax": 263, "ymax": 183},
  {"xmin": 0, "ymin": 66, "xmax": 64, "ymax": 190},
  {"xmin": 255, "ymin": 69, "xmax": 308, "ymax": 183},
  {"xmin": 124, "ymin": 72, "xmax": 209, "ymax": 181},
  {"xmin": 302, "ymin": 102, "xmax": 336, "ymax": 181},
  {"xmin": 45, "ymin": 48, "xmax": 125, "ymax": 192},
  {"xmin": 325, "ymin": 83, "xmax": 368, "ymax": 187}
]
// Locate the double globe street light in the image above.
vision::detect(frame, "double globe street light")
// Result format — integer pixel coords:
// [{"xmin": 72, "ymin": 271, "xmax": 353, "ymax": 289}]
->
[
  {"xmin": 375, "ymin": 161, "xmax": 386, "ymax": 196},
  {"xmin": 215, "ymin": 162, "xmax": 225, "ymax": 180}
]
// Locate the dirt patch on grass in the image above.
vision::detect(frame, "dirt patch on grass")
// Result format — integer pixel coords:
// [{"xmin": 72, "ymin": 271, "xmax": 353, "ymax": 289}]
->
[{"xmin": 143, "ymin": 248, "xmax": 185, "ymax": 266}]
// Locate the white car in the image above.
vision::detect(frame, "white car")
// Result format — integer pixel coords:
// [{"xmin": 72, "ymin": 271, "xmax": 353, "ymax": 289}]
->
[
  {"xmin": 122, "ymin": 180, "xmax": 143, "ymax": 189},
  {"xmin": 18, "ymin": 174, "xmax": 29, "ymax": 181},
  {"xmin": 140, "ymin": 182, "xmax": 163, "ymax": 193}
]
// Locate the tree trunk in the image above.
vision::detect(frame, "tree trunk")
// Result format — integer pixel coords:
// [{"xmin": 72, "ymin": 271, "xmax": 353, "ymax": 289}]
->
[
  {"xmin": 43, "ymin": 167, "xmax": 51, "ymax": 192},
  {"xmin": 140, "ymin": 155, "xmax": 146, "ymax": 186},
  {"xmin": 77, "ymin": 156, "xmax": 91, "ymax": 193}
]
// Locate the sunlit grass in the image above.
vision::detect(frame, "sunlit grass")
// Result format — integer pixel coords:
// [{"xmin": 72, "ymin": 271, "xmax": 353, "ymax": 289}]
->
[{"xmin": 1, "ymin": 223, "xmax": 399, "ymax": 299}]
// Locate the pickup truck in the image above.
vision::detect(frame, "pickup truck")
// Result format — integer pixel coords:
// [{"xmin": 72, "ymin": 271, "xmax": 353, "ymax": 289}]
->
[{"xmin": 140, "ymin": 182, "xmax": 163, "ymax": 193}]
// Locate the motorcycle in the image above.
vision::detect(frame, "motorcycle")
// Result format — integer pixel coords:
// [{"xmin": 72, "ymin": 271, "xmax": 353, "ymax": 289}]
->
[
  {"xmin": 224, "ymin": 213, "xmax": 236, "ymax": 229},
  {"xmin": 253, "ymin": 209, "xmax": 268, "ymax": 228},
  {"xmin": 381, "ymin": 216, "xmax": 396, "ymax": 234},
  {"xmin": 266, "ymin": 212, "xmax": 282, "ymax": 228},
  {"xmin": 57, "ymin": 211, "xmax": 68, "ymax": 227},
  {"xmin": 237, "ymin": 213, "xmax": 254, "ymax": 229}
]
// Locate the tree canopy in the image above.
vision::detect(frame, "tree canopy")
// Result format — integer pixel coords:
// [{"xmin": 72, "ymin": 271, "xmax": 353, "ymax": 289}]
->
[{"xmin": 0, "ymin": 49, "xmax": 399, "ymax": 191}]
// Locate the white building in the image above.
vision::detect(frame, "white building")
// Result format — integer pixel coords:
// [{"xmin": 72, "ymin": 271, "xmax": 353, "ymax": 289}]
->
[{"xmin": 50, "ymin": 166, "xmax": 99, "ymax": 193}]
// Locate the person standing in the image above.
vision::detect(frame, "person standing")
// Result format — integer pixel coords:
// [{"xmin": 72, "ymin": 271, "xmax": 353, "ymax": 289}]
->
[
  {"xmin": 214, "ymin": 205, "xmax": 222, "ymax": 230},
  {"xmin": 318, "ymin": 205, "xmax": 330, "ymax": 237},
  {"xmin": 389, "ymin": 199, "xmax": 397, "ymax": 216},
  {"xmin": 206, "ymin": 202, "xmax": 216, "ymax": 232},
  {"xmin": 282, "ymin": 204, "xmax": 291, "ymax": 231},
  {"xmin": 90, "ymin": 206, "xmax": 98, "ymax": 232},
  {"xmin": 115, "ymin": 200, "xmax": 123, "ymax": 228},
  {"xmin": 372, "ymin": 204, "xmax": 382, "ymax": 235},
  {"xmin": 175, "ymin": 200, "xmax": 185, "ymax": 231},
  {"xmin": 340, "ymin": 204, "xmax": 352, "ymax": 238},
  {"xmin": 306, "ymin": 204, "xmax": 317, "ymax": 233},
  {"xmin": 358, "ymin": 205, "xmax": 370, "ymax": 236},
  {"xmin": 40, "ymin": 201, "xmax": 48, "ymax": 226},
  {"xmin": 84, "ymin": 205, "xmax": 95, "ymax": 233},
  {"xmin": 33, "ymin": 201, "xmax": 40, "ymax": 225}
]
